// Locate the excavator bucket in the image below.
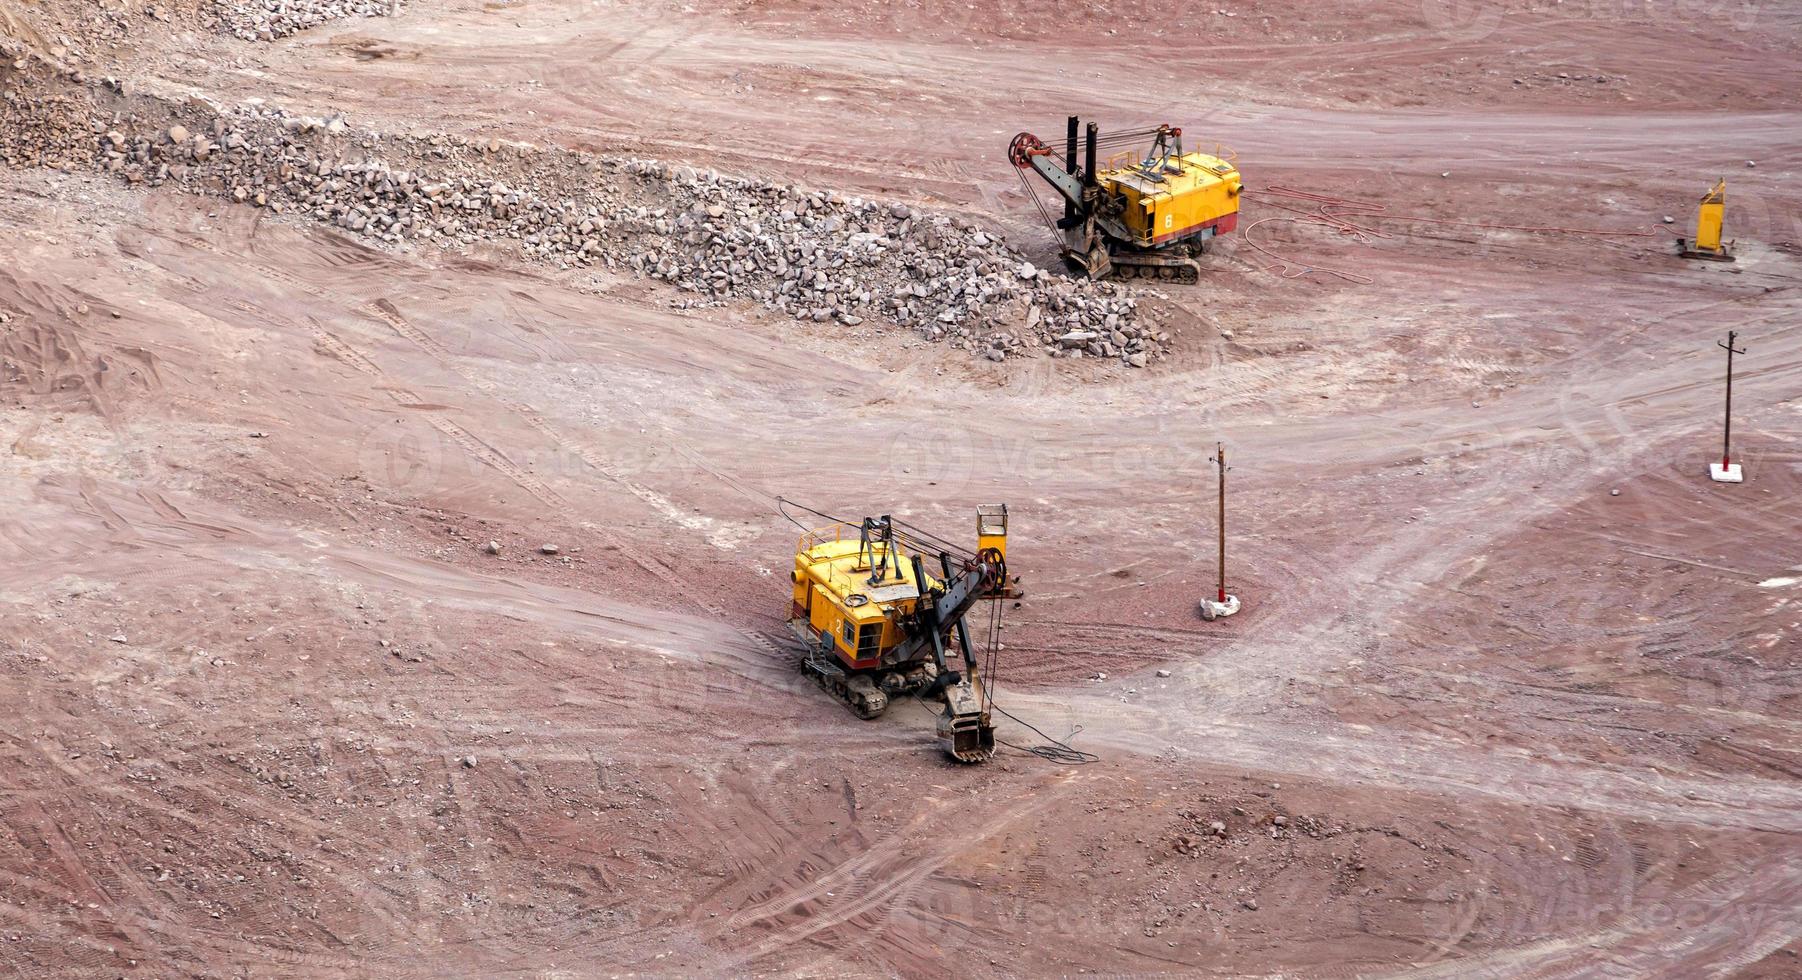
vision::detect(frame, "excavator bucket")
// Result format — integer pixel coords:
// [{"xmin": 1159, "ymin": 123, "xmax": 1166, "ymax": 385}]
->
[
  {"xmin": 1079, "ymin": 243, "xmax": 1113, "ymax": 280},
  {"xmin": 937, "ymin": 676, "xmax": 995, "ymax": 763},
  {"xmin": 938, "ymin": 711, "xmax": 995, "ymax": 763}
]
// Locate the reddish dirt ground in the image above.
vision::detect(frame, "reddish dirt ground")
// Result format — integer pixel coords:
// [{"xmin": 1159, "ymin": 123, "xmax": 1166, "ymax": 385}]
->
[{"xmin": 2, "ymin": 0, "xmax": 1801, "ymax": 975}]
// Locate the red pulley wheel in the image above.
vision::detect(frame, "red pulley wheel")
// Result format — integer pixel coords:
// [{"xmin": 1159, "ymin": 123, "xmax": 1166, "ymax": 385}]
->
[{"xmin": 1007, "ymin": 132, "xmax": 1046, "ymax": 169}]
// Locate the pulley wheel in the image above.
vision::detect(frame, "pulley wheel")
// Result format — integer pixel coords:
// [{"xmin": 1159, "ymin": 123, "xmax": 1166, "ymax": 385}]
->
[{"xmin": 1007, "ymin": 132, "xmax": 1047, "ymax": 169}]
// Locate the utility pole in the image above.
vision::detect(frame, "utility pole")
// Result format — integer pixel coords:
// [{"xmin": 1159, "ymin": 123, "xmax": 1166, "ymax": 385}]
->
[
  {"xmin": 1710, "ymin": 331, "xmax": 1748, "ymax": 483},
  {"xmin": 1216, "ymin": 442, "xmax": 1227, "ymax": 605},
  {"xmin": 1202, "ymin": 442, "xmax": 1241, "ymax": 620}
]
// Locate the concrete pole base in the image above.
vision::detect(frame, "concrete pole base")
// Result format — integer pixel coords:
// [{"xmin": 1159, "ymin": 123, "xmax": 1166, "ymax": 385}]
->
[
  {"xmin": 1709, "ymin": 462, "xmax": 1744, "ymax": 483},
  {"xmin": 1200, "ymin": 594, "xmax": 1241, "ymax": 621}
]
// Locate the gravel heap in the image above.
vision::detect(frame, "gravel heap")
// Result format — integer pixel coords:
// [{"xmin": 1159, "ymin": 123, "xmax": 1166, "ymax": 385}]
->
[
  {"xmin": 54, "ymin": 96, "xmax": 1166, "ymax": 365},
  {"xmin": 0, "ymin": 65, "xmax": 98, "ymax": 169},
  {"xmin": 619, "ymin": 161, "xmax": 1163, "ymax": 364},
  {"xmin": 215, "ymin": 0, "xmax": 398, "ymax": 40}
]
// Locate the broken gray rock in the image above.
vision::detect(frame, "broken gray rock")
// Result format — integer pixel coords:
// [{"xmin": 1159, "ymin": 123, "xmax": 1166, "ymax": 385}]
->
[{"xmin": 76, "ymin": 104, "xmax": 1168, "ymax": 370}]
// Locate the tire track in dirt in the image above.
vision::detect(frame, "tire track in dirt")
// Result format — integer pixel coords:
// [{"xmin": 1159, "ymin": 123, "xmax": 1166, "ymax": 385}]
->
[
  {"xmin": 163, "ymin": 224, "xmax": 794, "ymax": 669},
  {"xmin": 308, "ymin": 324, "xmax": 566, "ymax": 507},
  {"xmin": 1064, "ymin": 695, "xmax": 1802, "ymax": 833},
  {"xmin": 680, "ymin": 764, "xmax": 810, "ymax": 893},
  {"xmin": 0, "ymin": 277, "xmax": 153, "ymax": 424},
  {"xmin": 361, "ymin": 295, "xmax": 776, "ymax": 546},
  {"xmin": 1389, "ymin": 849, "xmax": 1802, "ymax": 979},
  {"xmin": 712, "ymin": 768, "xmax": 1082, "ymax": 970},
  {"xmin": 1020, "ymin": 319, "xmax": 1801, "ymax": 831},
  {"xmin": 0, "ymin": 743, "xmax": 382, "ymax": 973},
  {"xmin": 1020, "ymin": 619, "xmax": 1233, "ymax": 642},
  {"xmin": 343, "ymin": 294, "xmax": 804, "ymax": 669},
  {"xmin": 0, "ymin": 469, "xmax": 796, "ymax": 972},
  {"xmin": 151, "ymin": 234, "xmax": 565, "ymax": 514},
  {"xmin": 53, "ymin": 228, "xmax": 837, "ymax": 969},
  {"xmin": 1366, "ymin": 666, "xmax": 1802, "ymax": 744}
]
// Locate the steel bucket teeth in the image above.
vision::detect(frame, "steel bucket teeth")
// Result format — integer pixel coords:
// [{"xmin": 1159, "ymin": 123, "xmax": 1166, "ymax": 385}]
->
[{"xmin": 939, "ymin": 716, "xmax": 995, "ymax": 763}]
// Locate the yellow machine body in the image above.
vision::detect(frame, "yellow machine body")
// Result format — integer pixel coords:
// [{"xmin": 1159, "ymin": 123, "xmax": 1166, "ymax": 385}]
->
[
  {"xmin": 975, "ymin": 503, "xmax": 1022, "ymax": 598},
  {"xmin": 1678, "ymin": 178, "xmax": 1735, "ymax": 262},
  {"xmin": 1100, "ymin": 150, "xmax": 1242, "ymax": 248},
  {"xmin": 976, "ymin": 504, "xmax": 1007, "ymax": 563},
  {"xmin": 1009, "ymin": 121, "xmax": 1243, "ymax": 282},
  {"xmin": 1694, "ymin": 179, "xmax": 1727, "ymax": 252},
  {"xmin": 791, "ymin": 528, "xmax": 937, "ymax": 670}
]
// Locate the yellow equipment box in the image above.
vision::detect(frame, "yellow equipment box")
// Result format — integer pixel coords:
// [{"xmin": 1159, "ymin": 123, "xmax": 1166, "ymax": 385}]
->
[
  {"xmin": 791, "ymin": 525, "xmax": 937, "ymax": 669},
  {"xmin": 1102, "ymin": 149, "xmax": 1242, "ymax": 248},
  {"xmin": 1677, "ymin": 178, "xmax": 1734, "ymax": 262}
]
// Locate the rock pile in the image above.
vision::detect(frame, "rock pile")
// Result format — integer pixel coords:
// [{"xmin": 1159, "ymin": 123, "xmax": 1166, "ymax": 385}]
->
[
  {"xmin": 75, "ymin": 99, "xmax": 1164, "ymax": 365},
  {"xmin": 0, "ymin": 66, "xmax": 98, "ymax": 169},
  {"xmin": 215, "ymin": 0, "xmax": 399, "ymax": 40},
  {"xmin": 619, "ymin": 162, "xmax": 1163, "ymax": 364}
]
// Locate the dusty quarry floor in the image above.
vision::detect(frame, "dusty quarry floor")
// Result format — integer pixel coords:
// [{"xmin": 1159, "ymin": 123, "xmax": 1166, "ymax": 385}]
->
[{"xmin": 1, "ymin": 0, "xmax": 1801, "ymax": 975}]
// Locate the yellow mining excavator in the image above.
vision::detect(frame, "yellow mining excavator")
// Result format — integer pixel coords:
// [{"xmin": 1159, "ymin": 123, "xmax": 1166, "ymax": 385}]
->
[
  {"xmin": 786, "ymin": 504, "xmax": 1015, "ymax": 763},
  {"xmin": 1009, "ymin": 117, "xmax": 1242, "ymax": 283},
  {"xmin": 1677, "ymin": 178, "xmax": 1736, "ymax": 262}
]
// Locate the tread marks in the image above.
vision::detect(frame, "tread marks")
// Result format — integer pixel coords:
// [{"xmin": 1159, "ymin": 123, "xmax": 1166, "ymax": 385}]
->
[
  {"xmin": 355, "ymin": 295, "xmax": 791, "ymax": 664},
  {"xmin": 175, "ymin": 223, "xmax": 791, "ymax": 667},
  {"xmin": 718, "ymin": 772, "xmax": 1082, "ymax": 970}
]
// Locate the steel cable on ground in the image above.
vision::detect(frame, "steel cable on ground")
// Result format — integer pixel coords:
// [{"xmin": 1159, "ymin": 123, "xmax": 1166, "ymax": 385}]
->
[{"xmin": 991, "ymin": 702, "xmax": 1100, "ymax": 765}]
